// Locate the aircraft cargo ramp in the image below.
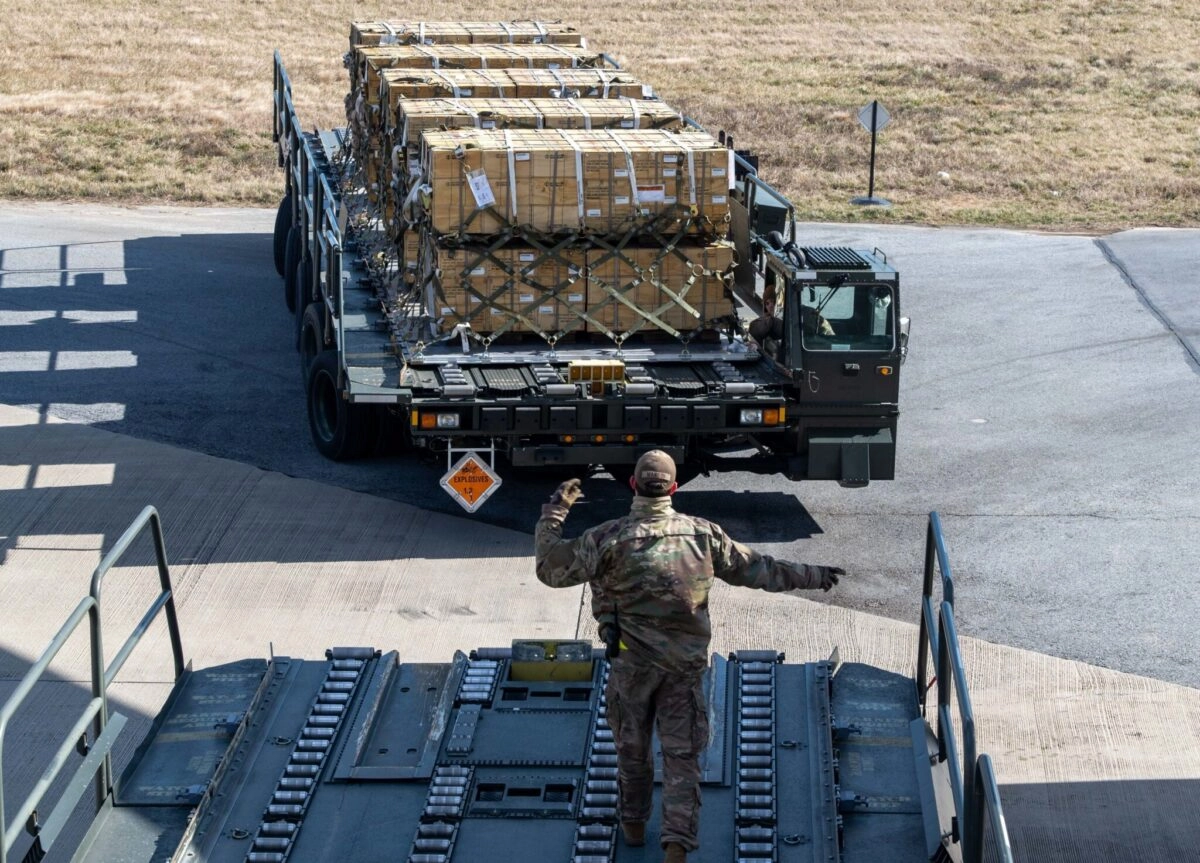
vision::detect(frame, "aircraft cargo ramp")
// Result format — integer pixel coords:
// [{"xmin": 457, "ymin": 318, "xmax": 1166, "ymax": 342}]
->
[{"xmin": 2, "ymin": 508, "xmax": 1008, "ymax": 863}]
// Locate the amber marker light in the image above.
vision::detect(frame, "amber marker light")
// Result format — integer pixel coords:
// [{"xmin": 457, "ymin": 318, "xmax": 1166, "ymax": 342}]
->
[
  {"xmin": 593, "ymin": 434, "xmax": 607, "ymax": 443},
  {"xmin": 877, "ymin": 365, "xmax": 894, "ymax": 376},
  {"xmin": 763, "ymin": 407, "xmax": 780, "ymax": 426},
  {"xmin": 419, "ymin": 413, "xmax": 437, "ymax": 429},
  {"xmin": 561, "ymin": 434, "xmax": 575, "ymax": 443},
  {"xmin": 623, "ymin": 434, "xmax": 637, "ymax": 443},
  {"xmin": 410, "ymin": 410, "xmax": 420, "ymax": 427}
]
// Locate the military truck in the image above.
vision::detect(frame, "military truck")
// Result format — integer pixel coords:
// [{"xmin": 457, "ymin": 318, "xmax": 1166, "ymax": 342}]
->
[
  {"xmin": 271, "ymin": 21, "xmax": 909, "ymax": 511},
  {"xmin": 0, "ymin": 507, "xmax": 1012, "ymax": 863}
]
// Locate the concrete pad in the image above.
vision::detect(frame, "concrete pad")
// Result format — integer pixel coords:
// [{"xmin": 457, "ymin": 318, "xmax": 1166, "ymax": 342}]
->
[{"xmin": 4, "ymin": 399, "xmax": 1200, "ymax": 861}]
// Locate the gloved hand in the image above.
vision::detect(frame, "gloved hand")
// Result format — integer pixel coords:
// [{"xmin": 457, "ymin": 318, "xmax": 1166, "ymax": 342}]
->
[
  {"xmin": 820, "ymin": 567, "xmax": 845, "ymax": 591},
  {"xmin": 549, "ymin": 478, "xmax": 584, "ymax": 509},
  {"xmin": 598, "ymin": 622, "xmax": 621, "ymax": 660}
]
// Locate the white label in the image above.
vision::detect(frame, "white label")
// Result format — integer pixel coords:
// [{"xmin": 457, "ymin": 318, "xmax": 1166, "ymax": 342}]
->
[
  {"xmin": 548, "ymin": 62, "xmax": 561, "ymax": 70},
  {"xmin": 467, "ymin": 169, "xmax": 495, "ymax": 208},
  {"xmin": 664, "ymin": 196, "xmax": 677, "ymax": 204},
  {"xmin": 567, "ymin": 293, "xmax": 584, "ymax": 302},
  {"xmin": 519, "ymin": 252, "xmax": 536, "ymax": 262},
  {"xmin": 539, "ymin": 306, "xmax": 555, "ymax": 315},
  {"xmin": 621, "ymin": 119, "xmax": 634, "ymax": 128},
  {"xmin": 469, "ymin": 267, "xmax": 486, "ymax": 277},
  {"xmin": 515, "ymin": 152, "xmax": 531, "ymax": 161},
  {"xmin": 641, "ymin": 85, "xmax": 653, "ymax": 98},
  {"xmin": 712, "ymin": 195, "xmax": 727, "ymax": 204},
  {"xmin": 460, "ymin": 88, "xmax": 474, "ymax": 96},
  {"xmin": 663, "ymin": 154, "xmax": 678, "ymax": 163},
  {"xmin": 614, "ymin": 169, "xmax": 628, "ymax": 178},
  {"xmin": 519, "ymin": 294, "xmax": 535, "ymax": 303},
  {"xmin": 586, "ymin": 208, "xmax": 602, "ymax": 217},
  {"xmin": 638, "ymin": 184, "xmax": 666, "ymax": 203},
  {"xmin": 491, "ymin": 308, "xmax": 505, "ymax": 316},
  {"xmin": 440, "ymin": 306, "xmax": 453, "ymax": 315},
  {"xmin": 481, "ymin": 120, "xmax": 496, "ymax": 129},
  {"xmin": 712, "ymin": 167, "xmax": 726, "ymax": 177},
  {"xmin": 664, "ymin": 168, "xmax": 677, "ymax": 178},
  {"xmin": 615, "ymin": 195, "xmax": 630, "ymax": 205}
]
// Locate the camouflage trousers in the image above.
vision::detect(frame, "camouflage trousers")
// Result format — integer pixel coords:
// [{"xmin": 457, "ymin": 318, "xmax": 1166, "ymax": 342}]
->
[{"xmin": 605, "ymin": 651, "xmax": 710, "ymax": 852}]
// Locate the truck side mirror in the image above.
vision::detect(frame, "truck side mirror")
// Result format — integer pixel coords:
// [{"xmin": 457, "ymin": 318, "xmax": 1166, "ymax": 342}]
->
[{"xmin": 899, "ymin": 316, "xmax": 911, "ymax": 364}]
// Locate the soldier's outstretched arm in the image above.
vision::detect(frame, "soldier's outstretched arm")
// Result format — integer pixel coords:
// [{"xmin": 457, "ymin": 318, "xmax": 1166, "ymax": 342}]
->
[
  {"xmin": 534, "ymin": 485, "xmax": 598, "ymax": 588},
  {"xmin": 712, "ymin": 525, "xmax": 843, "ymax": 592}
]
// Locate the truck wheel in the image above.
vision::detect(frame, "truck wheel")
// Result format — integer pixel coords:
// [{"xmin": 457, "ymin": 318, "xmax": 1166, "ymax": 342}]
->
[
  {"xmin": 283, "ymin": 225, "xmax": 301, "ymax": 312},
  {"xmin": 299, "ymin": 303, "xmax": 325, "ymax": 382},
  {"xmin": 307, "ymin": 351, "xmax": 376, "ymax": 460},
  {"xmin": 293, "ymin": 256, "xmax": 313, "ymax": 347},
  {"xmin": 273, "ymin": 193, "xmax": 292, "ymax": 276}
]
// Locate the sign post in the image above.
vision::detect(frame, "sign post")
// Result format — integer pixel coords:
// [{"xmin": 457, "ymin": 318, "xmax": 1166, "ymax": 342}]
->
[
  {"xmin": 440, "ymin": 452, "xmax": 502, "ymax": 513},
  {"xmin": 851, "ymin": 100, "xmax": 891, "ymax": 208}
]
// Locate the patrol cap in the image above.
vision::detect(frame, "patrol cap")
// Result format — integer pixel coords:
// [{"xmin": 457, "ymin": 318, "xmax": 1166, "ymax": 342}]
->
[{"xmin": 634, "ymin": 449, "xmax": 676, "ymax": 493}]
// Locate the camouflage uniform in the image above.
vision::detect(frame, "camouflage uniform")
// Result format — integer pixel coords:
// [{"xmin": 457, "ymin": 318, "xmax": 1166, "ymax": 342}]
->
[{"xmin": 535, "ymin": 494, "xmax": 837, "ymax": 852}]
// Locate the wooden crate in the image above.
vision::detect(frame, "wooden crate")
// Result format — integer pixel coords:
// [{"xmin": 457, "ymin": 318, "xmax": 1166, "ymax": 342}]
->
[
  {"xmin": 350, "ymin": 21, "xmax": 585, "ymax": 49},
  {"xmin": 380, "ymin": 67, "xmax": 649, "ymax": 105},
  {"xmin": 354, "ymin": 44, "xmax": 606, "ymax": 105},
  {"xmin": 384, "ymin": 98, "xmax": 684, "ymax": 242},
  {"xmin": 422, "ymin": 243, "xmax": 587, "ymax": 335},
  {"xmin": 418, "ymin": 129, "xmax": 732, "ymax": 238},
  {"xmin": 390, "ymin": 97, "xmax": 683, "ymax": 149},
  {"xmin": 586, "ymin": 241, "xmax": 736, "ymax": 334}
]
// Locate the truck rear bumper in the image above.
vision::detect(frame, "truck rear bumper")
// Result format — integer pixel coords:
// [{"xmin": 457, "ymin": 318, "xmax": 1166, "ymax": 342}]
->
[
  {"xmin": 804, "ymin": 428, "xmax": 895, "ymax": 487},
  {"xmin": 510, "ymin": 444, "xmax": 686, "ymax": 467}
]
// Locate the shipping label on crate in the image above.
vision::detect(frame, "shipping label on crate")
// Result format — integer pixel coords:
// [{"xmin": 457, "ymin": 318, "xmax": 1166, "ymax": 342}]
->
[{"xmin": 467, "ymin": 169, "xmax": 496, "ymax": 208}]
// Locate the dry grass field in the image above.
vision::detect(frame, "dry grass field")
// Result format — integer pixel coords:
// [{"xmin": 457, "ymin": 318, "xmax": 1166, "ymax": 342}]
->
[{"xmin": 1, "ymin": 1, "xmax": 1198, "ymax": 230}]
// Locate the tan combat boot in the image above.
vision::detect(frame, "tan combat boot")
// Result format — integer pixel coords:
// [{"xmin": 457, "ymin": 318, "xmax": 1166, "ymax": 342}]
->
[
  {"xmin": 663, "ymin": 842, "xmax": 687, "ymax": 862},
  {"xmin": 621, "ymin": 821, "xmax": 645, "ymax": 846}
]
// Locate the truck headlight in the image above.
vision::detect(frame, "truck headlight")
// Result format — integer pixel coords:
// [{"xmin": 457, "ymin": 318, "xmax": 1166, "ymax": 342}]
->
[
  {"xmin": 739, "ymin": 407, "xmax": 785, "ymax": 426},
  {"xmin": 436, "ymin": 412, "xmax": 460, "ymax": 429}
]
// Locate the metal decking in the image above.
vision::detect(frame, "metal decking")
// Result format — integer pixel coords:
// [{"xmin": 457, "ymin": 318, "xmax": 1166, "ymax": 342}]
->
[{"xmin": 68, "ymin": 648, "xmax": 938, "ymax": 863}]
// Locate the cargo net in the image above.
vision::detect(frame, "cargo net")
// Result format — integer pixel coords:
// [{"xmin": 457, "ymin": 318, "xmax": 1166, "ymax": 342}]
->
[
  {"xmin": 335, "ymin": 21, "xmax": 738, "ymax": 353},
  {"xmin": 383, "ymin": 222, "xmax": 738, "ymax": 355}
]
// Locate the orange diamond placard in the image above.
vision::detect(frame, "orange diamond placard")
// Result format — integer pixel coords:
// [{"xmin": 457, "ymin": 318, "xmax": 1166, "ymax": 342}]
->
[{"xmin": 440, "ymin": 453, "xmax": 502, "ymax": 513}]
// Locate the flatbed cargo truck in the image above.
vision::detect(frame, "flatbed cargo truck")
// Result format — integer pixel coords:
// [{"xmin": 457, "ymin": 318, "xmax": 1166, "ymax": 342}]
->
[{"xmin": 271, "ymin": 28, "xmax": 909, "ymax": 512}]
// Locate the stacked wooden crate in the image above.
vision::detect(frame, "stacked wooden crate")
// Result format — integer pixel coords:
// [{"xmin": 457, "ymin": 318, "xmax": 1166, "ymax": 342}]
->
[{"xmin": 345, "ymin": 21, "xmax": 736, "ymax": 344}]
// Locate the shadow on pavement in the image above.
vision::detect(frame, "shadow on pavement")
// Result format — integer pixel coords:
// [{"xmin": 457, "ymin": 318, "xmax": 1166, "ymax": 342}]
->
[{"xmin": 1, "ymin": 231, "xmax": 817, "ymax": 548}]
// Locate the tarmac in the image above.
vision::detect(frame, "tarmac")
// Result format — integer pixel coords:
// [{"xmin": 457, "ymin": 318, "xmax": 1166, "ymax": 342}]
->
[{"xmin": 4, "ymin": 399, "xmax": 1200, "ymax": 861}]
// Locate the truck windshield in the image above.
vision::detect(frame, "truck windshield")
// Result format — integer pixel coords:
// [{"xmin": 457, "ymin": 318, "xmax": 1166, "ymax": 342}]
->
[{"xmin": 801, "ymin": 283, "xmax": 895, "ymax": 352}]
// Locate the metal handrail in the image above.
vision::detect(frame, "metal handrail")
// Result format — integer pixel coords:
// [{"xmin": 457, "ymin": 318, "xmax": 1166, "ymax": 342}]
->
[
  {"xmin": 0, "ymin": 506, "xmax": 185, "ymax": 863},
  {"xmin": 274, "ymin": 52, "xmax": 348, "ymax": 364},
  {"xmin": 968, "ymin": 755, "xmax": 1014, "ymax": 863},
  {"xmin": 916, "ymin": 510, "xmax": 953, "ymax": 714},
  {"xmin": 914, "ymin": 512, "xmax": 1013, "ymax": 863}
]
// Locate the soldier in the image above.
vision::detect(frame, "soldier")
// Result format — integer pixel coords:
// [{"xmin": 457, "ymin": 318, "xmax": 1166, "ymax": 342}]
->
[{"xmin": 534, "ymin": 451, "xmax": 844, "ymax": 863}]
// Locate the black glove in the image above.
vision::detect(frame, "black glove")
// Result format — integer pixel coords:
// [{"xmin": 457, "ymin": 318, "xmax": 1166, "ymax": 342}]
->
[
  {"xmin": 820, "ymin": 567, "xmax": 845, "ymax": 591},
  {"xmin": 598, "ymin": 623, "xmax": 621, "ymax": 660},
  {"xmin": 549, "ymin": 478, "xmax": 584, "ymax": 508}
]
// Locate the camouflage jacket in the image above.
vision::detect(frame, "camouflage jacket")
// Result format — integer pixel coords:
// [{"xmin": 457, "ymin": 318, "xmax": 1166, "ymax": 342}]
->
[{"xmin": 535, "ymin": 495, "xmax": 831, "ymax": 674}]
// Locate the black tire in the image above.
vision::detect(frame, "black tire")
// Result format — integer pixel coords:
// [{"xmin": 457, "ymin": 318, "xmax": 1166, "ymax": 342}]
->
[
  {"xmin": 283, "ymin": 225, "xmax": 301, "ymax": 312},
  {"xmin": 307, "ymin": 350, "xmax": 377, "ymax": 460},
  {"xmin": 299, "ymin": 303, "xmax": 325, "ymax": 382},
  {"xmin": 293, "ymin": 256, "xmax": 314, "ymax": 347},
  {"xmin": 273, "ymin": 193, "xmax": 292, "ymax": 276}
]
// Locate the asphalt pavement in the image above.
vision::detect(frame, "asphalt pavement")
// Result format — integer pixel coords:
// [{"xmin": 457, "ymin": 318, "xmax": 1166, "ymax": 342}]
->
[
  {"xmin": 3, "ymin": 203, "xmax": 1200, "ymax": 861},
  {"xmin": 2, "ymin": 203, "xmax": 1196, "ymax": 688}
]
